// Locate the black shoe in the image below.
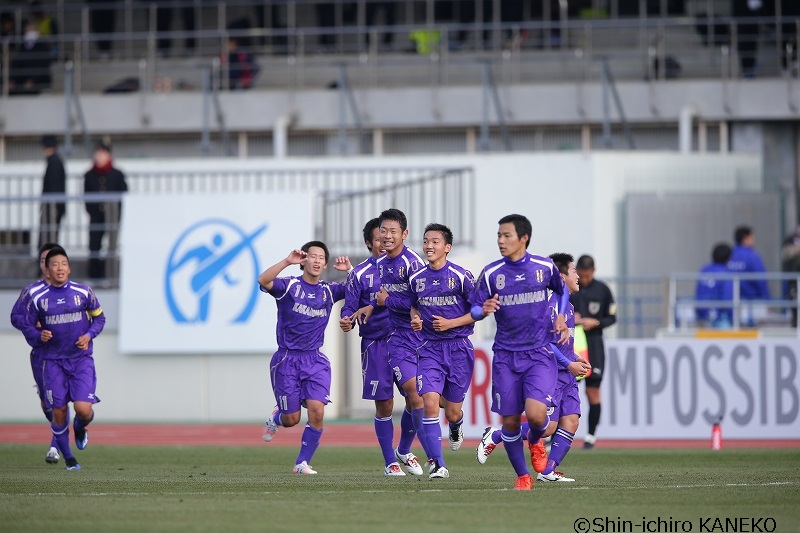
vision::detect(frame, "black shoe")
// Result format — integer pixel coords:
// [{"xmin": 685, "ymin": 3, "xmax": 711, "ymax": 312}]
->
[{"xmin": 65, "ymin": 457, "xmax": 81, "ymax": 471}]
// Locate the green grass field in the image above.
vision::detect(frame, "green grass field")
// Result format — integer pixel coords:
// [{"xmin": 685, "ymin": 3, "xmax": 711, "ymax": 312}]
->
[{"xmin": 1, "ymin": 445, "xmax": 799, "ymax": 533}]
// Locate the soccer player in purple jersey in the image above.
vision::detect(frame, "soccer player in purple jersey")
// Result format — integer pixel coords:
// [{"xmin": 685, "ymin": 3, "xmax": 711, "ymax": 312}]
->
[
  {"xmin": 468, "ymin": 214, "xmax": 569, "ymax": 490},
  {"xmin": 10, "ymin": 242, "xmax": 67, "ymax": 464},
  {"xmin": 408, "ymin": 223, "xmax": 477, "ymax": 480},
  {"xmin": 373, "ymin": 208, "xmax": 427, "ymax": 476},
  {"xmin": 19, "ymin": 247, "xmax": 105, "ymax": 471},
  {"xmin": 339, "ymin": 218, "xmax": 406, "ymax": 476},
  {"xmin": 477, "ymin": 253, "xmax": 589, "ymax": 482},
  {"xmin": 259, "ymin": 241, "xmax": 351, "ymax": 475}
]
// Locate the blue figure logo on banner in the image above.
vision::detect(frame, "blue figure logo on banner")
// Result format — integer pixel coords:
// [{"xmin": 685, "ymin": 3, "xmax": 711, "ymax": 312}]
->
[{"xmin": 165, "ymin": 219, "xmax": 267, "ymax": 324}]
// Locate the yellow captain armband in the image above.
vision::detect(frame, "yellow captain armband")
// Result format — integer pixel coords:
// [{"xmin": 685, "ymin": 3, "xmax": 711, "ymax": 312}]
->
[{"xmin": 88, "ymin": 308, "xmax": 103, "ymax": 317}]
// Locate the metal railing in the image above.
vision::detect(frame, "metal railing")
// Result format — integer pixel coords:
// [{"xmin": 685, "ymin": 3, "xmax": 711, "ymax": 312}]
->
[{"xmin": 667, "ymin": 271, "xmax": 800, "ymax": 332}]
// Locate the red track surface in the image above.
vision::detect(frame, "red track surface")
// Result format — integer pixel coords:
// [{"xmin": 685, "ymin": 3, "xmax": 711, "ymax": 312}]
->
[{"xmin": 1, "ymin": 423, "xmax": 798, "ymax": 448}]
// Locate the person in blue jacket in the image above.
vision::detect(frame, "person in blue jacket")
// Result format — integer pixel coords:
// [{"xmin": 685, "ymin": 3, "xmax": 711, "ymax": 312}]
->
[
  {"xmin": 727, "ymin": 226, "xmax": 770, "ymax": 326},
  {"xmin": 696, "ymin": 243, "xmax": 733, "ymax": 328}
]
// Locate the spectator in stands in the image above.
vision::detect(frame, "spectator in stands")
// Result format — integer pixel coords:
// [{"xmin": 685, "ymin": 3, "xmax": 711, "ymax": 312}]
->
[
  {"xmin": 727, "ymin": 225, "xmax": 770, "ymax": 326},
  {"xmin": 84, "ymin": 142, "xmax": 128, "ymax": 280},
  {"xmin": 781, "ymin": 225, "xmax": 800, "ymax": 327},
  {"xmin": 88, "ymin": 0, "xmax": 117, "ymax": 57},
  {"xmin": 1, "ymin": 11, "xmax": 17, "ymax": 51},
  {"xmin": 732, "ymin": 0, "xmax": 765, "ymax": 78},
  {"xmin": 223, "ymin": 28, "xmax": 259, "ymax": 90},
  {"xmin": 149, "ymin": 0, "xmax": 196, "ymax": 56},
  {"xmin": 9, "ymin": 20, "xmax": 52, "ymax": 95},
  {"xmin": 38, "ymin": 135, "xmax": 66, "ymax": 250},
  {"xmin": 31, "ymin": 1, "xmax": 58, "ymax": 58},
  {"xmin": 316, "ymin": 2, "xmax": 335, "ymax": 50},
  {"xmin": 365, "ymin": 2, "xmax": 397, "ymax": 49},
  {"xmin": 695, "ymin": 243, "xmax": 733, "ymax": 328}
]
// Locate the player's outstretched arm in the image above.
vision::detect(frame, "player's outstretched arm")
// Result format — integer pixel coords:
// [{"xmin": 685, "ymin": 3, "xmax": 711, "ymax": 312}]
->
[
  {"xmin": 258, "ymin": 250, "xmax": 305, "ymax": 290},
  {"xmin": 432, "ymin": 312, "xmax": 475, "ymax": 332}
]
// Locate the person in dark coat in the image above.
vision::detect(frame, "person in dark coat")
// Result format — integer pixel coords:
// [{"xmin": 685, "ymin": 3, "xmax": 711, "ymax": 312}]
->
[
  {"xmin": 38, "ymin": 135, "xmax": 66, "ymax": 249},
  {"xmin": 84, "ymin": 142, "xmax": 127, "ymax": 280}
]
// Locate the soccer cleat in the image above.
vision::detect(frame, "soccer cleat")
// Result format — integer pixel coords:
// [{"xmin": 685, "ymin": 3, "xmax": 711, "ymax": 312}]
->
[
  {"xmin": 529, "ymin": 439, "xmax": 548, "ymax": 473},
  {"xmin": 45, "ymin": 447, "xmax": 60, "ymax": 464},
  {"xmin": 384, "ymin": 462, "xmax": 406, "ymax": 476},
  {"xmin": 428, "ymin": 461, "xmax": 450, "ymax": 479},
  {"xmin": 262, "ymin": 406, "xmax": 279, "ymax": 442},
  {"xmin": 538, "ymin": 471, "xmax": 575, "ymax": 482},
  {"xmin": 293, "ymin": 461, "xmax": 317, "ymax": 475},
  {"xmin": 75, "ymin": 428, "xmax": 89, "ymax": 450},
  {"xmin": 476, "ymin": 426, "xmax": 498, "ymax": 465},
  {"xmin": 583, "ymin": 434, "xmax": 596, "ymax": 450},
  {"xmin": 448, "ymin": 425, "xmax": 464, "ymax": 451},
  {"xmin": 65, "ymin": 457, "xmax": 81, "ymax": 471},
  {"xmin": 513, "ymin": 473, "xmax": 533, "ymax": 490},
  {"xmin": 426, "ymin": 458, "xmax": 435, "ymax": 474},
  {"xmin": 394, "ymin": 448, "xmax": 423, "ymax": 476}
]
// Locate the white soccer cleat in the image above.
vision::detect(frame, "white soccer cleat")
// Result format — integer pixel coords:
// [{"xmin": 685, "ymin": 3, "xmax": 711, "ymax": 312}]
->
[
  {"xmin": 538, "ymin": 471, "xmax": 575, "ymax": 482},
  {"xmin": 428, "ymin": 462, "xmax": 450, "ymax": 479},
  {"xmin": 293, "ymin": 461, "xmax": 317, "ymax": 475},
  {"xmin": 394, "ymin": 448, "xmax": 423, "ymax": 476},
  {"xmin": 45, "ymin": 447, "xmax": 60, "ymax": 464},
  {"xmin": 262, "ymin": 406, "xmax": 279, "ymax": 442},
  {"xmin": 384, "ymin": 462, "xmax": 406, "ymax": 476},
  {"xmin": 448, "ymin": 425, "xmax": 464, "ymax": 451},
  {"xmin": 476, "ymin": 426, "xmax": 498, "ymax": 465}
]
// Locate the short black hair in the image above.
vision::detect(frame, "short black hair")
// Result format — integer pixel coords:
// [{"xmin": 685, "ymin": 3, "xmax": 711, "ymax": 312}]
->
[
  {"xmin": 576, "ymin": 254, "xmax": 595, "ymax": 270},
  {"xmin": 38, "ymin": 242, "xmax": 60, "ymax": 256},
  {"xmin": 712, "ymin": 243, "xmax": 732, "ymax": 264},
  {"xmin": 497, "ymin": 214, "xmax": 532, "ymax": 249},
  {"xmin": 44, "ymin": 246, "xmax": 68, "ymax": 268},
  {"xmin": 41, "ymin": 135, "xmax": 57, "ymax": 148},
  {"xmin": 362, "ymin": 218, "xmax": 380, "ymax": 249},
  {"xmin": 549, "ymin": 252, "xmax": 574, "ymax": 276},
  {"xmin": 423, "ymin": 223, "xmax": 453, "ymax": 245},
  {"xmin": 94, "ymin": 141, "xmax": 112, "ymax": 153},
  {"xmin": 734, "ymin": 226, "xmax": 752, "ymax": 245},
  {"xmin": 378, "ymin": 208, "xmax": 408, "ymax": 232},
  {"xmin": 300, "ymin": 240, "xmax": 330, "ymax": 266}
]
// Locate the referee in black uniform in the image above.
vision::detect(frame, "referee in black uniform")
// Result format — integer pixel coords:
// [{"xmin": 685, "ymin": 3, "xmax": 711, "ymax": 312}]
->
[{"xmin": 570, "ymin": 255, "xmax": 616, "ymax": 449}]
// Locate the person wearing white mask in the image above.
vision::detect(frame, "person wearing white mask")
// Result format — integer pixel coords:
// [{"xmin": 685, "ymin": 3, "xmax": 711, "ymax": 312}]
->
[{"xmin": 9, "ymin": 20, "xmax": 52, "ymax": 95}]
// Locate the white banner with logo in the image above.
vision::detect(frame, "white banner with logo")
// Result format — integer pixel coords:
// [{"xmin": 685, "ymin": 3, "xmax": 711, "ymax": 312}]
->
[
  {"xmin": 459, "ymin": 340, "xmax": 799, "ymax": 439},
  {"xmin": 119, "ymin": 192, "xmax": 313, "ymax": 353}
]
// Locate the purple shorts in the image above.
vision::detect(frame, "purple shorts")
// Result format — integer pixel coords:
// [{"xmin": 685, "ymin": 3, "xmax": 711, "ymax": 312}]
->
[
  {"xmin": 417, "ymin": 338, "xmax": 475, "ymax": 403},
  {"xmin": 360, "ymin": 337, "xmax": 395, "ymax": 401},
  {"xmin": 491, "ymin": 347, "xmax": 557, "ymax": 417},
  {"xmin": 387, "ymin": 330, "xmax": 420, "ymax": 394},
  {"xmin": 30, "ymin": 351, "xmax": 46, "ymax": 402},
  {"xmin": 270, "ymin": 349, "xmax": 331, "ymax": 414},
  {"xmin": 42, "ymin": 355, "xmax": 100, "ymax": 409},
  {"xmin": 551, "ymin": 368, "xmax": 582, "ymax": 421}
]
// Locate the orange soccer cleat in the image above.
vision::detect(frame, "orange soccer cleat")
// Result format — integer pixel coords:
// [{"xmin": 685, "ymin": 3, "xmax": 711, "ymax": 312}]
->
[
  {"xmin": 514, "ymin": 473, "xmax": 533, "ymax": 491},
  {"xmin": 529, "ymin": 439, "xmax": 548, "ymax": 473}
]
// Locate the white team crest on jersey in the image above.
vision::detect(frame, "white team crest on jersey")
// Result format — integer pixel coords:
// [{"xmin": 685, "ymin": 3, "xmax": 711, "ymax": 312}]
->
[
  {"xmin": 322, "ymin": 289, "xmax": 327, "ymax": 302},
  {"xmin": 398, "ymin": 266, "xmax": 405, "ymax": 278},
  {"xmin": 588, "ymin": 301, "xmax": 601, "ymax": 315},
  {"xmin": 447, "ymin": 277, "xmax": 456, "ymax": 289},
  {"xmin": 74, "ymin": 295, "xmax": 82, "ymax": 306},
  {"xmin": 535, "ymin": 270, "xmax": 544, "ymax": 283}
]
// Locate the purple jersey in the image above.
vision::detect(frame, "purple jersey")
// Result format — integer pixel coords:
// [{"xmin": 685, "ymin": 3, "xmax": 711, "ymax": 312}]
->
[
  {"xmin": 262, "ymin": 276, "xmax": 345, "ymax": 351},
  {"xmin": 25, "ymin": 281, "xmax": 105, "ymax": 359},
  {"xmin": 549, "ymin": 291, "xmax": 577, "ymax": 368},
  {"xmin": 341, "ymin": 255, "xmax": 389, "ymax": 340},
  {"xmin": 10, "ymin": 279, "xmax": 49, "ymax": 353},
  {"xmin": 409, "ymin": 261, "xmax": 476, "ymax": 339},
  {"xmin": 470, "ymin": 253, "xmax": 568, "ymax": 351},
  {"xmin": 379, "ymin": 246, "xmax": 425, "ymax": 333}
]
